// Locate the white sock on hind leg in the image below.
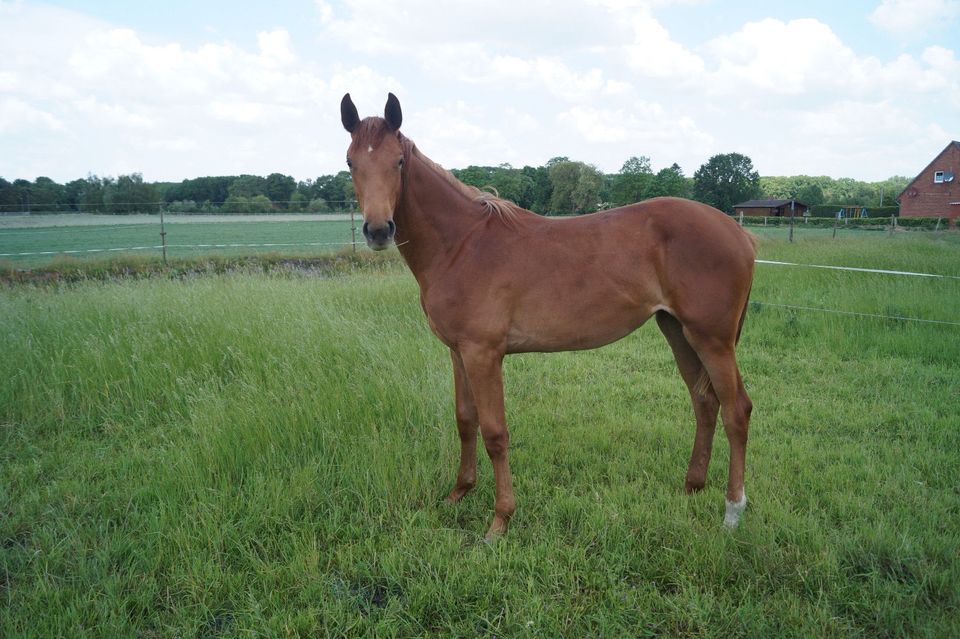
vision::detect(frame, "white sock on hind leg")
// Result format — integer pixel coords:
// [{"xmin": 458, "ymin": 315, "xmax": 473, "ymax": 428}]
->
[{"xmin": 724, "ymin": 493, "xmax": 747, "ymax": 528}]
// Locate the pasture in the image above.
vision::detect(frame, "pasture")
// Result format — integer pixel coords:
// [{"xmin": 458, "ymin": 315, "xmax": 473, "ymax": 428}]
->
[
  {"xmin": 2, "ymin": 233, "xmax": 959, "ymax": 637},
  {"xmin": 0, "ymin": 215, "xmax": 356, "ymax": 267}
]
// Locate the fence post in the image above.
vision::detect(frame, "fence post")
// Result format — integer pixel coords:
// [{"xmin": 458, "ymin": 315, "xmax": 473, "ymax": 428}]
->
[
  {"xmin": 788, "ymin": 199, "xmax": 795, "ymax": 243},
  {"xmin": 764, "ymin": 216, "xmax": 767, "ymax": 226},
  {"xmin": 935, "ymin": 217, "xmax": 942, "ymax": 232},
  {"xmin": 350, "ymin": 208, "xmax": 357, "ymax": 253},
  {"xmin": 888, "ymin": 215, "xmax": 896, "ymax": 237},
  {"xmin": 159, "ymin": 208, "xmax": 168, "ymax": 265},
  {"xmin": 832, "ymin": 214, "xmax": 838, "ymax": 239},
  {"xmin": 738, "ymin": 211, "xmax": 743, "ymax": 226}
]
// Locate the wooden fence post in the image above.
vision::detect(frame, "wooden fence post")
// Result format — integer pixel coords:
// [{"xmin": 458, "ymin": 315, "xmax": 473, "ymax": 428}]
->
[
  {"xmin": 350, "ymin": 208, "xmax": 357, "ymax": 252},
  {"xmin": 788, "ymin": 199, "xmax": 795, "ymax": 243},
  {"xmin": 159, "ymin": 208, "xmax": 167, "ymax": 265}
]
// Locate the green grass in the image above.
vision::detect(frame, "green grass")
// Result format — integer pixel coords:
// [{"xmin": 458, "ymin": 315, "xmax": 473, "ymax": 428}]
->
[
  {"xmin": 2, "ymin": 234, "xmax": 959, "ymax": 637},
  {"xmin": 0, "ymin": 218, "xmax": 356, "ymax": 267}
]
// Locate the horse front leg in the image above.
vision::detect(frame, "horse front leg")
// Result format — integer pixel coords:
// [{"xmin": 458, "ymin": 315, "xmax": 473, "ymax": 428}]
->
[
  {"xmin": 457, "ymin": 343, "xmax": 515, "ymax": 539},
  {"xmin": 446, "ymin": 350, "xmax": 479, "ymax": 503}
]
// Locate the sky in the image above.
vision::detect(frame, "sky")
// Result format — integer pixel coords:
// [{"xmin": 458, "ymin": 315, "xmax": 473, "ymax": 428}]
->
[{"xmin": 1, "ymin": 0, "xmax": 958, "ymax": 184}]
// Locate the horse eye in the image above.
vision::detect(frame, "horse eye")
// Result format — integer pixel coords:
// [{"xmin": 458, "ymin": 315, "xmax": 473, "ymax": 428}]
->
[
  {"xmin": 346, "ymin": 157, "xmax": 352, "ymax": 168},
  {"xmin": 397, "ymin": 157, "xmax": 404, "ymax": 168}
]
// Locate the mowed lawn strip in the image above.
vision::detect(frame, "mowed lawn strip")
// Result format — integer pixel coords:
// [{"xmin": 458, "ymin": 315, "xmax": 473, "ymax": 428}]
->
[
  {"xmin": 1, "ymin": 234, "xmax": 958, "ymax": 637},
  {"xmin": 0, "ymin": 218, "xmax": 356, "ymax": 266}
]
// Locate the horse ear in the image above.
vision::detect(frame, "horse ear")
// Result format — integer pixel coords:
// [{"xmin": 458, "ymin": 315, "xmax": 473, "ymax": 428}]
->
[
  {"xmin": 384, "ymin": 93, "xmax": 402, "ymax": 131},
  {"xmin": 341, "ymin": 93, "xmax": 360, "ymax": 133}
]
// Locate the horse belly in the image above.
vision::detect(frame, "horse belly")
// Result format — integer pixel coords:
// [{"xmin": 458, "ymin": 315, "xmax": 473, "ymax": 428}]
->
[{"xmin": 506, "ymin": 299, "xmax": 652, "ymax": 353}]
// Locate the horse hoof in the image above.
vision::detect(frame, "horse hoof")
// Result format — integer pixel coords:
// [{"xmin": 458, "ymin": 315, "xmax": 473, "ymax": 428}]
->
[
  {"xmin": 684, "ymin": 480, "xmax": 706, "ymax": 494},
  {"xmin": 723, "ymin": 493, "xmax": 747, "ymax": 528}
]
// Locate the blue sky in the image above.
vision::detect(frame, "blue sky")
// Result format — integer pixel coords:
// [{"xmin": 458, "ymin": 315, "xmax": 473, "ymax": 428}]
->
[{"xmin": 1, "ymin": 0, "xmax": 958, "ymax": 183}]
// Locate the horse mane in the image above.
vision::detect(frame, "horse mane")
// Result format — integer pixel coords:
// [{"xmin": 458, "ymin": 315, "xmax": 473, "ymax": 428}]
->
[{"xmin": 398, "ymin": 133, "xmax": 521, "ymax": 223}]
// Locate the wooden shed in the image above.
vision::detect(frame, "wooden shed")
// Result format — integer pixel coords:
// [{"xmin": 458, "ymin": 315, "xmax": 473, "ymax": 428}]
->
[{"xmin": 733, "ymin": 199, "xmax": 809, "ymax": 217}]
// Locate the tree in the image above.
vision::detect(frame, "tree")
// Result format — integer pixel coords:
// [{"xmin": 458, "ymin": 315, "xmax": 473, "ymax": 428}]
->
[
  {"xmin": 0, "ymin": 178, "xmax": 19, "ymax": 213},
  {"xmin": 222, "ymin": 195, "xmax": 256, "ymax": 213},
  {"xmin": 166, "ymin": 176, "xmax": 232, "ymax": 207},
  {"xmin": 248, "ymin": 194, "xmax": 274, "ymax": 213},
  {"xmin": 522, "ymin": 165, "xmax": 552, "ymax": 214},
  {"xmin": 572, "ymin": 164, "xmax": 604, "ymax": 214},
  {"xmin": 103, "ymin": 173, "xmax": 159, "ymax": 213},
  {"xmin": 30, "ymin": 177, "xmax": 65, "ymax": 212},
  {"xmin": 311, "ymin": 171, "xmax": 354, "ymax": 210},
  {"xmin": 265, "ymin": 173, "xmax": 296, "ymax": 207},
  {"xmin": 452, "ymin": 164, "xmax": 535, "ymax": 206},
  {"xmin": 228, "ymin": 175, "xmax": 267, "ymax": 199},
  {"xmin": 647, "ymin": 163, "xmax": 692, "ymax": 199},
  {"xmin": 611, "ymin": 156, "xmax": 653, "ymax": 206},
  {"xmin": 547, "ymin": 160, "xmax": 581, "ymax": 214},
  {"xmin": 693, "ymin": 153, "xmax": 760, "ymax": 213},
  {"xmin": 548, "ymin": 160, "xmax": 603, "ymax": 215},
  {"xmin": 759, "ymin": 175, "xmax": 826, "ymax": 206},
  {"xmin": 288, "ymin": 191, "xmax": 308, "ymax": 212}
]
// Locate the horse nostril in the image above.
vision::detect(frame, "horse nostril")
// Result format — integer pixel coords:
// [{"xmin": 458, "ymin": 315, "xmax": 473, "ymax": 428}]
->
[
  {"xmin": 362, "ymin": 222, "xmax": 370, "ymax": 238},
  {"xmin": 387, "ymin": 220, "xmax": 396, "ymax": 235}
]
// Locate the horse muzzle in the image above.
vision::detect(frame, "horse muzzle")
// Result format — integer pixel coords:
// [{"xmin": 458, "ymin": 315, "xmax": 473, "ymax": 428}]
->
[{"xmin": 362, "ymin": 220, "xmax": 396, "ymax": 251}]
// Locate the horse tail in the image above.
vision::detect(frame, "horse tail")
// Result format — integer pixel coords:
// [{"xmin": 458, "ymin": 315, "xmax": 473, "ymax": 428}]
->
[{"xmin": 735, "ymin": 284, "xmax": 752, "ymax": 345}]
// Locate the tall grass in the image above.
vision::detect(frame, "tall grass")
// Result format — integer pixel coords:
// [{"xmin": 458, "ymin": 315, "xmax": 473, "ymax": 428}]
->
[{"xmin": 2, "ymin": 235, "xmax": 959, "ymax": 636}]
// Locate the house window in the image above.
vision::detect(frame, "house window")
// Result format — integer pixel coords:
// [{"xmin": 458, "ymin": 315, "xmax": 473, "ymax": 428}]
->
[{"xmin": 934, "ymin": 171, "xmax": 944, "ymax": 183}]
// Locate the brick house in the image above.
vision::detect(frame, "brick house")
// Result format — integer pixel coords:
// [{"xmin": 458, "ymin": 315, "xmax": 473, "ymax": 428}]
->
[
  {"xmin": 733, "ymin": 199, "xmax": 809, "ymax": 217},
  {"xmin": 898, "ymin": 140, "xmax": 960, "ymax": 224}
]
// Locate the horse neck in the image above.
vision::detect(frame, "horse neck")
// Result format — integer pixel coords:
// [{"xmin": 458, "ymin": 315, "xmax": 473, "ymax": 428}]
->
[{"xmin": 393, "ymin": 147, "xmax": 486, "ymax": 279}]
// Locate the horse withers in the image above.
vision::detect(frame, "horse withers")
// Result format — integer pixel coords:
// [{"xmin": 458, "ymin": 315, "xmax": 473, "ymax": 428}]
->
[{"xmin": 341, "ymin": 93, "xmax": 756, "ymax": 539}]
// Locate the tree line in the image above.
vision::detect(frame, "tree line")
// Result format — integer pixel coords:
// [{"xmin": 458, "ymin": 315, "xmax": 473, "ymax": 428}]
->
[{"xmin": 0, "ymin": 153, "xmax": 909, "ymax": 216}]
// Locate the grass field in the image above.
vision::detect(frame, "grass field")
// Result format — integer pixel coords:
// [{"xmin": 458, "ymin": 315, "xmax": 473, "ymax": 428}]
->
[
  {"xmin": 2, "ymin": 233, "xmax": 959, "ymax": 637},
  {"xmin": 0, "ymin": 213, "xmax": 948, "ymax": 269},
  {"xmin": 0, "ymin": 217, "xmax": 356, "ymax": 266}
]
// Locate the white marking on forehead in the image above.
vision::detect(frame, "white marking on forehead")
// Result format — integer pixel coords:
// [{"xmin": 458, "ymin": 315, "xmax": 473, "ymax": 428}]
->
[{"xmin": 367, "ymin": 145, "xmax": 373, "ymax": 153}]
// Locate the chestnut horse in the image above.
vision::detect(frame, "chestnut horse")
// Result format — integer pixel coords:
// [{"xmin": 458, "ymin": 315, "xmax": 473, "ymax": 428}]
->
[{"xmin": 341, "ymin": 93, "xmax": 756, "ymax": 538}]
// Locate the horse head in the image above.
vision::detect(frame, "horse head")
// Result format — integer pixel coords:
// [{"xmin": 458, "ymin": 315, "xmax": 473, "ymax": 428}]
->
[{"xmin": 341, "ymin": 92, "xmax": 404, "ymax": 250}]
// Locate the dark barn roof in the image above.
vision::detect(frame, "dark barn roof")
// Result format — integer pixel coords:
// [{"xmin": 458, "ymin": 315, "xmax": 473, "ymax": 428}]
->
[{"xmin": 735, "ymin": 199, "xmax": 808, "ymax": 208}]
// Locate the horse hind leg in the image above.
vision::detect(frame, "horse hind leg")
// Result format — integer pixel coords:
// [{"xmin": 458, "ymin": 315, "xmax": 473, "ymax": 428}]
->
[
  {"xmin": 655, "ymin": 312, "xmax": 721, "ymax": 494},
  {"xmin": 685, "ymin": 333, "xmax": 753, "ymax": 529}
]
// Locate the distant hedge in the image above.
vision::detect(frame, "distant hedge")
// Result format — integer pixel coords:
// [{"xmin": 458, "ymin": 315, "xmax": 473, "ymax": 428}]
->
[
  {"xmin": 807, "ymin": 205, "xmax": 900, "ymax": 217},
  {"xmin": 735, "ymin": 215, "xmax": 948, "ymax": 230}
]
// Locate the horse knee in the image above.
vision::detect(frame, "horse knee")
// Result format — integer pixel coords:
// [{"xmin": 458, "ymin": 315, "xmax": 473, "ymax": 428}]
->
[
  {"xmin": 482, "ymin": 428, "xmax": 509, "ymax": 458},
  {"xmin": 721, "ymin": 405, "xmax": 749, "ymax": 442},
  {"xmin": 692, "ymin": 391, "xmax": 719, "ymax": 417},
  {"xmin": 455, "ymin": 411, "xmax": 478, "ymax": 439}
]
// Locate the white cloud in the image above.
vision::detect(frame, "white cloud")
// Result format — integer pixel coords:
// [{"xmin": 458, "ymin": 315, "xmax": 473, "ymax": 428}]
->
[
  {"xmin": 0, "ymin": 0, "xmax": 957, "ymax": 183},
  {"xmin": 869, "ymin": 0, "xmax": 960, "ymax": 40},
  {"xmin": 0, "ymin": 97, "xmax": 64, "ymax": 133},
  {"xmin": 257, "ymin": 29, "xmax": 297, "ymax": 67},
  {"xmin": 622, "ymin": 11, "xmax": 705, "ymax": 78},
  {"xmin": 556, "ymin": 103, "xmax": 714, "ymax": 170},
  {"xmin": 315, "ymin": 0, "xmax": 334, "ymax": 24},
  {"xmin": 0, "ymin": 3, "xmax": 401, "ymax": 180},
  {"xmin": 703, "ymin": 19, "xmax": 877, "ymax": 96}
]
